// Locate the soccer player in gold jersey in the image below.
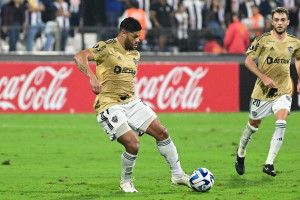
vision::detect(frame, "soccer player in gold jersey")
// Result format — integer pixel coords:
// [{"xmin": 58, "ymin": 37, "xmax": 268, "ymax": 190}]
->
[
  {"xmin": 73, "ymin": 17, "xmax": 191, "ymax": 192},
  {"xmin": 235, "ymin": 7, "xmax": 300, "ymax": 176}
]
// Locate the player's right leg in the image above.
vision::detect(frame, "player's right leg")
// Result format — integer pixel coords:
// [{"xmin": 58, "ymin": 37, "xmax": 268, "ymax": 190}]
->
[
  {"xmin": 117, "ymin": 130, "xmax": 140, "ymax": 192},
  {"xmin": 145, "ymin": 117, "xmax": 191, "ymax": 188},
  {"xmin": 235, "ymin": 98, "xmax": 272, "ymax": 175},
  {"xmin": 97, "ymin": 108, "xmax": 139, "ymax": 192},
  {"xmin": 263, "ymin": 96, "xmax": 291, "ymax": 177},
  {"xmin": 235, "ymin": 119, "xmax": 259, "ymax": 175}
]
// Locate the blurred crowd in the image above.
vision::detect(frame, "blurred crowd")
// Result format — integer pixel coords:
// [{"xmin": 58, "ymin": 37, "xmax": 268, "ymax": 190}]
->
[{"xmin": 0, "ymin": 0, "xmax": 300, "ymax": 53}]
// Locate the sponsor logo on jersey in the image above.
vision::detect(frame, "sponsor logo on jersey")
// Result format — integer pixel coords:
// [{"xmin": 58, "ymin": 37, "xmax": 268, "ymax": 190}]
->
[
  {"xmin": 288, "ymin": 46, "xmax": 293, "ymax": 53},
  {"xmin": 114, "ymin": 65, "xmax": 136, "ymax": 77},
  {"xmin": 266, "ymin": 57, "xmax": 290, "ymax": 64},
  {"xmin": 252, "ymin": 111, "xmax": 257, "ymax": 117}
]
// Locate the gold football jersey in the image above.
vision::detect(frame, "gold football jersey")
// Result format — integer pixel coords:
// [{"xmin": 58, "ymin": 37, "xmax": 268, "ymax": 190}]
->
[
  {"xmin": 88, "ymin": 38, "xmax": 140, "ymax": 114},
  {"xmin": 246, "ymin": 30, "xmax": 300, "ymax": 100}
]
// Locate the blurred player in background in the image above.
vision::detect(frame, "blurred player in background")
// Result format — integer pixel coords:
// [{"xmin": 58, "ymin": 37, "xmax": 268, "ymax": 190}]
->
[
  {"xmin": 73, "ymin": 17, "xmax": 191, "ymax": 192},
  {"xmin": 235, "ymin": 7, "xmax": 300, "ymax": 177}
]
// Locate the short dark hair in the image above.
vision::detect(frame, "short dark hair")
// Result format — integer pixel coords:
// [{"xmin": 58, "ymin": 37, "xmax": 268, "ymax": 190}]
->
[
  {"xmin": 272, "ymin": 7, "xmax": 289, "ymax": 19},
  {"xmin": 120, "ymin": 17, "xmax": 142, "ymax": 33}
]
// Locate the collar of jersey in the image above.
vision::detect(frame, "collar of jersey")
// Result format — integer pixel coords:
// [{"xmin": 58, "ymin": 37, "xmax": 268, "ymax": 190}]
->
[
  {"xmin": 115, "ymin": 37, "xmax": 136, "ymax": 54},
  {"xmin": 271, "ymin": 30, "xmax": 287, "ymax": 42},
  {"xmin": 115, "ymin": 37, "xmax": 128, "ymax": 54}
]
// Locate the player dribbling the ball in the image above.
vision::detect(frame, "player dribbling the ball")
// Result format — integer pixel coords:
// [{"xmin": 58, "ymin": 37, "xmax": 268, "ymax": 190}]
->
[{"xmin": 74, "ymin": 17, "xmax": 191, "ymax": 192}]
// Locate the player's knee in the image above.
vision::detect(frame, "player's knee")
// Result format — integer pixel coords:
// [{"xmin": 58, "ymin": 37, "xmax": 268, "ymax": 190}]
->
[
  {"xmin": 249, "ymin": 119, "xmax": 261, "ymax": 128},
  {"xmin": 126, "ymin": 138, "xmax": 140, "ymax": 154},
  {"xmin": 157, "ymin": 126, "xmax": 169, "ymax": 141}
]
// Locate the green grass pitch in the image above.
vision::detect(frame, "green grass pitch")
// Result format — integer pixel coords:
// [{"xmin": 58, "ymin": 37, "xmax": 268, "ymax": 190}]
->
[{"xmin": 0, "ymin": 112, "xmax": 300, "ymax": 200}]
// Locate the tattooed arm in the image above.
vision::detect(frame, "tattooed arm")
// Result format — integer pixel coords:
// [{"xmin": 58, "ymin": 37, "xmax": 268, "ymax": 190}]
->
[{"xmin": 74, "ymin": 49, "xmax": 102, "ymax": 95}]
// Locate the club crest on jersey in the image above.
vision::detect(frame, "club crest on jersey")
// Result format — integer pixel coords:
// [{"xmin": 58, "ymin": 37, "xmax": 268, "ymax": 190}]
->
[
  {"xmin": 112, "ymin": 116, "xmax": 118, "ymax": 123},
  {"xmin": 288, "ymin": 46, "xmax": 293, "ymax": 53}
]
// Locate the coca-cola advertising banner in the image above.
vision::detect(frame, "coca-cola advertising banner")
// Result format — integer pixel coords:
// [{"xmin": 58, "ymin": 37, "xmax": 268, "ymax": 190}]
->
[
  {"xmin": 136, "ymin": 63, "xmax": 239, "ymax": 112},
  {"xmin": 0, "ymin": 62, "xmax": 239, "ymax": 113}
]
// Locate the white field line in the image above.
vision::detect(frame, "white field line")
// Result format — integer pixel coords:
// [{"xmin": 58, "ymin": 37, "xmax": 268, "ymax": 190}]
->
[{"xmin": 0, "ymin": 124, "xmax": 99, "ymax": 130}]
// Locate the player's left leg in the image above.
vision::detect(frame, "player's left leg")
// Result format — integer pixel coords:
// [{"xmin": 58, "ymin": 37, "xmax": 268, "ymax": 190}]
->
[
  {"xmin": 145, "ymin": 117, "xmax": 191, "ymax": 188},
  {"xmin": 264, "ymin": 108, "xmax": 289, "ymax": 176},
  {"xmin": 264, "ymin": 95, "xmax": 291, "ymax": 176},
  {"xmin": 127, "ymin": 99, "xmax": 190, "ymax": 188},
  {"xmin": 235, "ymin": 119, "xmax": 260, "ymax": 175}
]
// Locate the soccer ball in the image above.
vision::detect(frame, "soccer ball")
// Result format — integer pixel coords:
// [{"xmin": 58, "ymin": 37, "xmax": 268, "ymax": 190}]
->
[{"xmin": 189, "ymin": 168, "xmax": 214, "ymax": 192}]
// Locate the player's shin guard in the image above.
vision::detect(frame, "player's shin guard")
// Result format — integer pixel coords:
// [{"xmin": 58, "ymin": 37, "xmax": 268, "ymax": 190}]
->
[
  {"xmin": 121, "ymin": 151, "xmax": 137, "ymax": 181},
  {"xmin": 238, "ymin": 122, "xmax": 258, "ymax": 157},
  {"xmin": 265, "ymin": 120, "xmax": 286, "ymax": 165},
  {"xmin": 157, "ymin": 137, "xmax": 183, "ymax": 177}
]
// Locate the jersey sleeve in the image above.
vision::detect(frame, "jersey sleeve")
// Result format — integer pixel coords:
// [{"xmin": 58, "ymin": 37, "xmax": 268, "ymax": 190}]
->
[
  {"xmin": 246, "ymin": 38, "xmax": 262, "ymax": 59},
  {"xmin": 292, "ymin": 40, "xmax": 300, "ymax": 59},
  {"xmin": 88, "ymin": 41, "xmax": 108, "ymax": 63}
]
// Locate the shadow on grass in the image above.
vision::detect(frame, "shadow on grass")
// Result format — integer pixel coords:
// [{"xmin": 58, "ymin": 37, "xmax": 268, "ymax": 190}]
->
[
  {"xmin": 53, "ymin": 192, "xmax": 185, "ymax": 200},
  {"xmin": 54, "ymin": 194, "xmax": 102, "ymax": 200},
  {"xmin": 226, "ymin": 174, "xmax": 275, "ymax": 188}
]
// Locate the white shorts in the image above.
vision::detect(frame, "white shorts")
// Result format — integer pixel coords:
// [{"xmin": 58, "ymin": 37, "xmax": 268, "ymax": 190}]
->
[
  {"xmin": 96, "ymin": 98, "xmax": 156, "ymax": 141},
  {"xmin": 249, "ymin": 95, "xmax": 292, "ymax": 120}
]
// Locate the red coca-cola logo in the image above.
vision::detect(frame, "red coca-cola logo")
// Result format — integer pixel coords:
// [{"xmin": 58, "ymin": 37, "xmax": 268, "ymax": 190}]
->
[
  {"xmin": 0, "ymin": 66, "xmax": 72, "ymax": 111},
  {"xmin": 135, "ymin": 66, "xmax": 208, "ymax": 110},
  {"xmin": 0, "ymin": 62, "xmax": 239, "ymax": 113},
  {"xmin": 136, "ymin": 62, "xmax": 239, "ymax": 112}
]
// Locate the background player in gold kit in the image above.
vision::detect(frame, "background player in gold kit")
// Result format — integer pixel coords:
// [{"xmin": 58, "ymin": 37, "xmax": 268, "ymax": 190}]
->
[
  {"xmin": 235, "ymin": 7, "xmax": 300, "ymax": 177},
  {"xmin": 73, "ymin": 17, "xmax": 191, "ymax": 192}
]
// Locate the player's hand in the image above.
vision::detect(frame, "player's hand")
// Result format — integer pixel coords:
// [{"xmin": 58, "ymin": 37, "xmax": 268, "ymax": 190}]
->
[
  {"xmin": 261, "ymin": 75, "xmax": 276, "ymax": 88},
  {"xmin": 89, "ymin": 77, "xmax": 102, "ymax": 95},
  {"xmin": 297, "ymin": 81, "xmax": 300, "ymax": 94}
]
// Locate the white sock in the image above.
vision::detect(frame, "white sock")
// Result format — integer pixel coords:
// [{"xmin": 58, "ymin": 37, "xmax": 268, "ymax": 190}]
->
[
  {"xmin": 265, "ymin": 120, "xmax": 286, "ymax": 165},
  {"xmin": 121, "ymin": 151, "xmax": 137, "ymax": 181},
  {"xmin": 238, "ymin": 122, "xmax": 258, "ymax": 157},
  {"xmin": 157, "ymin": 137, "xmax": 183, "ymax": 178}
]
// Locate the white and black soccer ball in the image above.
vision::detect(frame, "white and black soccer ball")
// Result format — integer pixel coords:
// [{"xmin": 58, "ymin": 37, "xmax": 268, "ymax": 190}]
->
[{"xmin": 189, "ymin": 168, "xmax": 214, "ymax": 192}]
